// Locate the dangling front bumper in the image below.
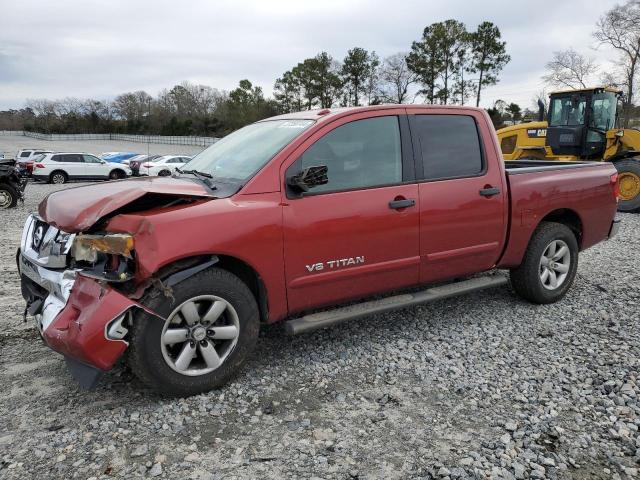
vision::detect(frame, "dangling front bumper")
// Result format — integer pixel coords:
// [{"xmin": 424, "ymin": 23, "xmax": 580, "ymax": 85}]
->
[{"xmin": 17, "ymin": 214, "xmax": 159, "ymax": 387}]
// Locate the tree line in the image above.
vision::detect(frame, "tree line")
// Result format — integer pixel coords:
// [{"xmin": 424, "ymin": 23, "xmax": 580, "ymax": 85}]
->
[
  {"xmin": 0, "ymin": 80, "xmax": 275, "ymax": 137},
  {"xmin": 0, "ymin": 19, "xmax": 510, "ymax": 136},
  {"xmin": 274, "ymin": 20, "xmax": 509, "ymax": 111}
]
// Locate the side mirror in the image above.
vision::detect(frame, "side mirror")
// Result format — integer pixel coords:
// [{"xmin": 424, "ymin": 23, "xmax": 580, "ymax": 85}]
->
[{"xmin": 286, "ymin": 165, "xmax": 328, "ymax": 193}]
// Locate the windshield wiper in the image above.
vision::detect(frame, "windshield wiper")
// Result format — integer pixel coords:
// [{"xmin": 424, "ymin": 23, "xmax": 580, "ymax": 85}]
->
[
  {"xmin": 176, "ymin": 167, "xmax": 212, "ymax": 178},
  {"xmin": 175, "ymin": 168, "xmax": 216, "ymax": 189}
]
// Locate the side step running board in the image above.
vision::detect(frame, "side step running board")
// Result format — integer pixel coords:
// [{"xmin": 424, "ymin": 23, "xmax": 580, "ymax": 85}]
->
[{"xmin": 284, "ymin": 275, "xmax": 508, "ymax": 335}]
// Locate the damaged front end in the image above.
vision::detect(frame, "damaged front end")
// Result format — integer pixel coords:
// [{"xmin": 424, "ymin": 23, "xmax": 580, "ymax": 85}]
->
[{"xmin": 17, "ymin": 214, "xmax": 161, "ymax": 388}]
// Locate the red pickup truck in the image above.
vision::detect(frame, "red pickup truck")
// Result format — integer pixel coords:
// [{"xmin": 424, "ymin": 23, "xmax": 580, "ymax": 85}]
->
[{"xmin": 18, "ymin": 105, "xmax": 620, "ymax": 395}]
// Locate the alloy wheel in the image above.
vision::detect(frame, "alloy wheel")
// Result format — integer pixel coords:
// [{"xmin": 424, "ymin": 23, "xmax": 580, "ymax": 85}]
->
[
  {"xmin": 160, "ymin": 295, "xmax": 240, "ymax": 376},
  {"xmin": 539, "ymin": 239, "xmax": 571, "ymax": 290}
]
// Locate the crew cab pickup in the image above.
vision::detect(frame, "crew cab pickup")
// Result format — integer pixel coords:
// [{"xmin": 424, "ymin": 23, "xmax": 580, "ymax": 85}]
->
[{"xmin": 17, "ymin": 105, "xmax": 621, "ymax": 395}]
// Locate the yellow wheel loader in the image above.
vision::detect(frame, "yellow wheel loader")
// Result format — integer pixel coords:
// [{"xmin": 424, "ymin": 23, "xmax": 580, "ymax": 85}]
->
[{"xmin": 497, "ymin": 87, "xmax": 640, "ymax": 212}]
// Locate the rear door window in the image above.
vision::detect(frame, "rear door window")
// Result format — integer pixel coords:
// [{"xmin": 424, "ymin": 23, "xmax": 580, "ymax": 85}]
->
[
  {"xmin": 411, "ymin": 114, "xmax": 483, "ymax": 180},
  {"xmin": 83, "ymin": 154, "xmax": 102, "ymax": 163},
  {"xmin": 20, "ymin": 151, "xmax": 31, "ymax": 158}
]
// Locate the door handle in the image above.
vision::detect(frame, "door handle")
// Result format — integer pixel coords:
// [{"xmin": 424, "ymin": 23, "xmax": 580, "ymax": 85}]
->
[
  {"xmin": 389, "ymin": 198, "xmax": 416, "ymax": 209},
  {"xmin": 479, "ymin": 187, "xmax": 500, "ymax": 197}
]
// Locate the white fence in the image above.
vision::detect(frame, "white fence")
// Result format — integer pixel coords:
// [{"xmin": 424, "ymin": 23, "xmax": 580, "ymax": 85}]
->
[{"xmin": 0, "ymin": 130, "xmax": 218, "ymax": 146}]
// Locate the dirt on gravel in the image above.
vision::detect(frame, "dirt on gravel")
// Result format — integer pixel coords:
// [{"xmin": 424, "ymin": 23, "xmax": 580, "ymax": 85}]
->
[{"xmin": 1, "ymin": 182, "xmax": 639, "ymax": 480}]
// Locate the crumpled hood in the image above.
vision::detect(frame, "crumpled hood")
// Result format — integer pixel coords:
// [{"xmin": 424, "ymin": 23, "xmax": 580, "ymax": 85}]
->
[{"xmin": 39, "ymin": 176, "xmax": 215, "ymax": 232}]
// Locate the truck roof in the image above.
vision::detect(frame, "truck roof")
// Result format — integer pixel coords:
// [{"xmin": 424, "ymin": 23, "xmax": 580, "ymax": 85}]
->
[
  {"xmin": 550, "ymin": 86, "xmax": 623, "ymax": 95},
  {"xmin": 266, "ymin": 104, "xmax": 484, "ymax": 123}
]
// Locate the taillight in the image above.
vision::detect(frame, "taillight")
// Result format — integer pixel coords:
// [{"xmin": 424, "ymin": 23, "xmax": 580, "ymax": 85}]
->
[
  {"xmin": 34, "ymin": 163, "xmax": 45, "ymax": 169},
  {"xmin": 610, "ymin": 173, "xmax": 620, "ymax": 200},
  {"xmin": 142, "ymin": 163, "xmax": 152, "ymax": 167}
]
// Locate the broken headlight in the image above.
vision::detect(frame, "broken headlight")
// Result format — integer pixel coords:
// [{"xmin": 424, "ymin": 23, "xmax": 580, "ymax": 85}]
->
[{"xmin": 71, "ymin": 233, "xmax": 135, "ymax": 282}]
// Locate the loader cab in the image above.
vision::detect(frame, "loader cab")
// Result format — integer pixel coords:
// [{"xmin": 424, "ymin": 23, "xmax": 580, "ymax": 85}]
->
[{"xmin": 546, "ymin": 88, "xmax": 621, "ymax": 159}]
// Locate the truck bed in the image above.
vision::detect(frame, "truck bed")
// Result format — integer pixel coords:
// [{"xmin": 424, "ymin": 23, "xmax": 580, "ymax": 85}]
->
[{"xmin": 498, "ymin": 159, "xmax": 618, "ymax": 269}]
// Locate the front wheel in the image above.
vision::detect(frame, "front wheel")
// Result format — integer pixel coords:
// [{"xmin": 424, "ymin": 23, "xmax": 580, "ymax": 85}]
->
[
  {"xmin": 0, "ymin": 184, "xmax": 18, "ymax": 208},
  {"xmin": 510, "ymin": 222, "xmax": 579, "ymax": 304},
  {"xmin": 614, "ymin": 158, "xmax": 640, "ymax": 212},
  {"xmin": 128, "ymin": 267, "xmax": 259, "ymax": 396},
  {"xmin": 109, "ymin": 169, "xmax": 125, "ymax": 180}
]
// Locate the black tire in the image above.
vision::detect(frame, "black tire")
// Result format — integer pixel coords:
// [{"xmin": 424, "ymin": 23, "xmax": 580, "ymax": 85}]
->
[
  {"xmin": 128, "ymin": 267, "xmax": 259, "ymax": 396},
  {"xmin": 509, "ymin": 221, "xmax": 579, "ymax": 304},
  {"xmin": 108, "ymin": 169, "xmax": 125, "ymax": 180},
  {"xmin": 0, "ymin": 183, "xmax": 19, "ymax": 208},
  {"xmin": 158, "ymin": 169, "xmax": 171, "ymax": 177},
  {"xmin": 49, "ymin": 171, "xmax": 67, "ymax": 184},
  {"xmin": 613, "ymin": 159, "xmax": 640, "ymax": 212}
]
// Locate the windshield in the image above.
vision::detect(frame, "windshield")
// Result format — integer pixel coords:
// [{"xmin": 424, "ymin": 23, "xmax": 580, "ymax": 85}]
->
[
  {"xmin": 549, "ymin": 96, "xmax": 586, "ymax": 127},
  {"xmin": 590, "ymin": 92, "xmax": 617, "ymax": 131},
  {"xmin": 183, "ymin": 119, "xmax": 314, "ymax": 182}
]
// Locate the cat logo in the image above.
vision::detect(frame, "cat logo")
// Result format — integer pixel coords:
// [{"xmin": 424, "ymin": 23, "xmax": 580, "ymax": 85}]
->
[{"xmin": 527, "ymin": 128, "xmax": 547, "ymax": 138}]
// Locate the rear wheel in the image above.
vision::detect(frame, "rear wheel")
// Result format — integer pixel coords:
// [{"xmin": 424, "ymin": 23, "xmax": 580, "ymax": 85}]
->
[
  {"xmin": 614, "ymin": 159, "xmax": 640, "ymax": 212},
  {"xmin": 0, "ymin": 184, "xmax": 18, "ymax": 208},
  {"xmin": 510, "ymin": 222, "xmax": 579, "ymax": 304},
  {"xmin": 158, "ymin": 169, "xmax": 171, "ymax": 177},
  {"xmin": 108, "ymin": 169, "xmax": 125, "ymax": 180},
  {"xmin": 49, "ymin": 171, "xmax": 67, "ymax": 184},
  {"xmin": 128, "ymin": 267, "xmax": 259, "ymax": 396}
]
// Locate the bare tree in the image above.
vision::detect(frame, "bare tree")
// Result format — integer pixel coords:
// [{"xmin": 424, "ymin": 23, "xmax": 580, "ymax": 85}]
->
[
  {"xmin": 25, "ymin": 98, "xmax": 58, "ymax": 117},
  {"xmin": 593, "ymin": 0, "xmax": 640, "ymax": 125},
  {"xmin": 25, "ymin": 98, "xmax": 59, "ymax": 132},
  {"xmin": 542, "ymin": 49, "xmax": 598, "ymax": 89},
  {"xmin": 600, "ymin": 68, "xmax": 626, "ymax": 89},
  {"xmin": 112, "ymin": 91, "xmax": 152, "ymax": 126},
  {"xmin": 377, "ymin": 53, "xmax": 417, "ymax": 103}
]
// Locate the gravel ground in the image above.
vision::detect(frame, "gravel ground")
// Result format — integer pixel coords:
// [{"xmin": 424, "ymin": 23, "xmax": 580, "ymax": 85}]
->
[
  {"xmin": 0, "ymin": 135, "xmax": 206, "ymax": 158},
  {"xmin": 0, "ymin": 182, "xmax": 639, "ymax": 480}
]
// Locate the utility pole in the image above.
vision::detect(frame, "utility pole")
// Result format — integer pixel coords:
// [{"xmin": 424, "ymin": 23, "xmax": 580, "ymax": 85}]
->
[{"xmin": 147, "ymin": 97, "xmax": 151, "ymax": 159}]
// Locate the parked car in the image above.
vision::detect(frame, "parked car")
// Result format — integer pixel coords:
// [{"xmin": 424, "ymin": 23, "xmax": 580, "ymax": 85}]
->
[
  {"xmin": 0, "ymin": 158, "xmax": 26, "ymax": 208},
  {"xmin": 137, "ymin": 155, "xmax": 192, "ymax": 176},
  {"xmin": 16, "ymin": 149, "xmax": 53, "ymax": 176},
  {"xmin": 99, "ymin": 152, "xmax": 139, "ymax": 163},
  {"xmin": 128, "ymin": 154, "xmax": 163, "ymax": 174},
  {"xmin": 18, "ymin": 105, "xmax": 620, "ymax": 395},
  {"xmin": 121, "ymin": 154, "xmax": 150, "ymax": 166},
  {"xmin": 31, "ymin": 152, "xmax": 131, "ymax": 184}
]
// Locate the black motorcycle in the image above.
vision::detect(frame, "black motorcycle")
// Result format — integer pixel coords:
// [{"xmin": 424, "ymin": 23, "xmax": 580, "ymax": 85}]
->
[{"xmin": 0, "ymin": 158, "xmax": 27, "ymax": 209}]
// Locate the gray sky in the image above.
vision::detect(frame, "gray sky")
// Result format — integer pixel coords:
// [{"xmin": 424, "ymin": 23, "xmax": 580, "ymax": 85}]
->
[{"xmin": 0, "ymin": 0, "xmax": 622, "ymax": 111}]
